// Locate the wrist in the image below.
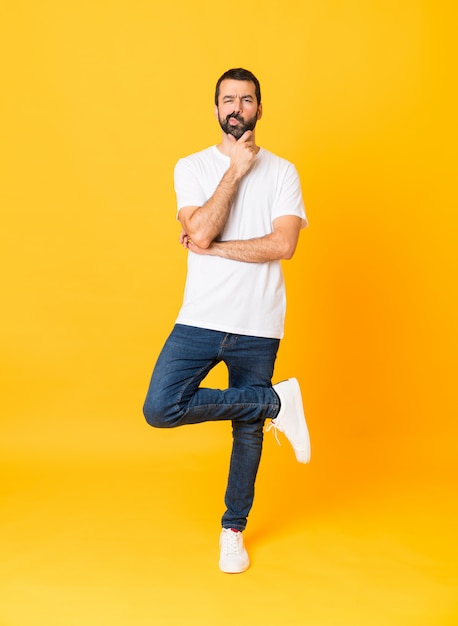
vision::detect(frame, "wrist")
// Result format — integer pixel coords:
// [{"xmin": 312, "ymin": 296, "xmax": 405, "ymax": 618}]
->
[{"xmin": 226, "ymin": 163, "xmax": 245, "ymax": 183}]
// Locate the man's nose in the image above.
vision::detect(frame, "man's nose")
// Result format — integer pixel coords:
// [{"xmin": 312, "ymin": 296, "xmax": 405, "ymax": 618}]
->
[{"xmin": 233, "ymin": 97, "xmax": 243, "ymax": 113}]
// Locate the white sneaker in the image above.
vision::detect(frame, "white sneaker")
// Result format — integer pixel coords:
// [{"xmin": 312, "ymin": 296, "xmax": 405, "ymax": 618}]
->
[
  {"xmin": 219, "ymin": 528, "xmax": 250, "ymax": 574},
  {"xmin": 266, "ymin": 378, "xmax": 311, "ymax": 464}
]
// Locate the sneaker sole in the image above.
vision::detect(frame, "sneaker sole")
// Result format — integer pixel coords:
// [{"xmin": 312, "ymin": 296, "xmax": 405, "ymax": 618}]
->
[
  {"xmin": 219, "ymin": 560, "xmax": 250, "ymax": 574},
  {"xmin": 289, "ymin": 378, "xmax": 311, "ymax": 464}
]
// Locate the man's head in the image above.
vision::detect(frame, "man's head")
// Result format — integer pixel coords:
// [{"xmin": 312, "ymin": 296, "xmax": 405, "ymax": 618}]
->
[
  {"xmin": 214, "ymin": 68, "xmax": 262, "ymax": 140},
  {"xmin": 214, "ymin": 68, "xmax": 261, "ymax": 107}
]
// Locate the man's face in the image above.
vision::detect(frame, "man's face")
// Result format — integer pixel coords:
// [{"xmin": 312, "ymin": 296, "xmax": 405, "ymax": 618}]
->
[{"xmin": 215, "ymin": 79, "xmax": 262, "ymax": 140}]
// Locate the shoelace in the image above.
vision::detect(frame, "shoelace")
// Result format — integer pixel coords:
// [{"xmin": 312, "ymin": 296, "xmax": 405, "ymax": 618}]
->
[
  {"xmin": 265, "ymin": 420, "xmax": 281, "ymax": 446},
  {"xmin": 222, "ymin": 530, "xmax": 243, "ymax": 556}
]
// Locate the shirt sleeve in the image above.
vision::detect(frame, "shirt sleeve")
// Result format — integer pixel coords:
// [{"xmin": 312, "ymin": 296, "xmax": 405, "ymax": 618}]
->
[
  {"xmin": 174, "ymin": 157, "xmax": 208, "ymax": 214},
  {"xmin": 272, "ymin": 163, "xmax": 308, "ymax": 227}
]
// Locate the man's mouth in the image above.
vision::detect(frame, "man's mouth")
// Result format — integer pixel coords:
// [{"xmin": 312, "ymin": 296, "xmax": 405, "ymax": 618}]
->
[{"xmin": 227, "ymin": 114, "xmax": 242, "ymax": 125}]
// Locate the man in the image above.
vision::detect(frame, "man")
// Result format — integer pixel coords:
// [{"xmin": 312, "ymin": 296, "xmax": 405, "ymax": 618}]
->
[{"xmin": 143, "ymin": 68, "xmax": 310, "ymax": 574}]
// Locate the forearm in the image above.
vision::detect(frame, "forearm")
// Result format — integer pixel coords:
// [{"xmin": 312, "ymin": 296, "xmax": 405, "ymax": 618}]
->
[
  {"xmin": 183, "ymin": 166, "xmax": 243, "ymax": 248},
  {"xmin": 193, "ymin": 234, "xmax": 293, "ymax": 263}
]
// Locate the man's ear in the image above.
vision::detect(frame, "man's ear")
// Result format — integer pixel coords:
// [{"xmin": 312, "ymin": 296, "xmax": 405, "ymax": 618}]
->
[
  {"xmin": 214, "ymin": 105, "xmax": 219, "ymax": 120},
  {"xmin": 257, "ymin": 103, "xmax": 263, "ymax": 120}
]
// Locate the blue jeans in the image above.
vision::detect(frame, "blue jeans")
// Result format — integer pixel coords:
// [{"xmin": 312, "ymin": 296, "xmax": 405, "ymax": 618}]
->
[{"xmin": 143, "ymin": 324, "xmax": 280, "ymax": 531}]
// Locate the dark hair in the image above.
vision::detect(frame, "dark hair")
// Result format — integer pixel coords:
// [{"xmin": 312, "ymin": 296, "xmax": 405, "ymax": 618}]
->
[{"xmin": 214, "ymin": 68, "xmax": 261, "ymax": 106}]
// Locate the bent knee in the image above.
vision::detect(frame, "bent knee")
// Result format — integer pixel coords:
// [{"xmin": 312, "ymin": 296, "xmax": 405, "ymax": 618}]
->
[
  {"xmin": 143, "ymin": 402, "xmax": 166, "ymax": 428},
  {"xmin": 143, "ymin": 400, "xmax": 177, "ymax": 428}
]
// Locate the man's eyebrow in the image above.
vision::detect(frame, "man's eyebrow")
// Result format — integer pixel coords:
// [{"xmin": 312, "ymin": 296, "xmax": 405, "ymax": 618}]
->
[{"xmin": 222, "ymin": 94, "xmax": 254, "ymax": 100}]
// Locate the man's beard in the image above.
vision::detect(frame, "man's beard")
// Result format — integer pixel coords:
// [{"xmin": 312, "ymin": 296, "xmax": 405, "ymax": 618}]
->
[{"xmin": 218, "ymin": 112, "xmax": 258, "ymax": 140}]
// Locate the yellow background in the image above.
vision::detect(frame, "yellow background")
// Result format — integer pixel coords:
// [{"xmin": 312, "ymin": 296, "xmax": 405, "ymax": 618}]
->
[{"xmin": 1, "ymin": 1, "xmax": 457, "ymax": 624}]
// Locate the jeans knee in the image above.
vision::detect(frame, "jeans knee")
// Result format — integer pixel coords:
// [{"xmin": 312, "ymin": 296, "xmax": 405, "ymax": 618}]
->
[
  {"xmin": 143, "ymin": 399, "xmax": 167, "ymax": 428},
  {"xmin": 143, "ymin": 396, "xmax": 181, "ymax": 428}
]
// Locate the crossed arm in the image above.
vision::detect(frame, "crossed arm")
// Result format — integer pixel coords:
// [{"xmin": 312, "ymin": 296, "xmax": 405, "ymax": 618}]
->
[{"xmin": 178, "ymin": 214, "xmax": 304, "ymax": 263}]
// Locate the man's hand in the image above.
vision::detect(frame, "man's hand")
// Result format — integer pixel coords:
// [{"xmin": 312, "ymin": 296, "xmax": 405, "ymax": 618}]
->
[
  {"xmin": 179, "ymin": 228, "xmax": 190, "ymax": 248},
  {"xmin": 228, "ymin": 131, "xmax": 257, "ymax": 178},
  {"xmin": 179, "ymin": 228, "xmax": 212, "ymax": 253}
]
